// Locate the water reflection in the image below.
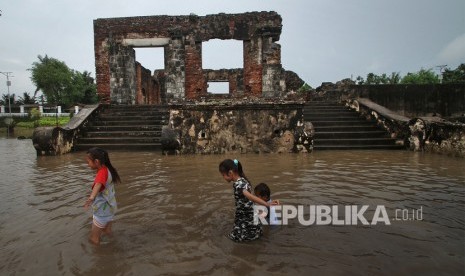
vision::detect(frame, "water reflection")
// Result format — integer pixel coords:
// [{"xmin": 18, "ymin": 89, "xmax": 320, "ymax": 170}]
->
[
  {"xmin": 0, "ymin": 127, "xmax": 34, "ymax": 139},
  {"xmin": 0, "ymin": 139, "xmax": 464, "ymax": 275}
]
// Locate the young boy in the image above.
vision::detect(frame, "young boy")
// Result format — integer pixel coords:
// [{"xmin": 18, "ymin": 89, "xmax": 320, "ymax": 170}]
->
[{"xmin": 254, "ymin": 183, "xmax": 279, "ymax": 225}]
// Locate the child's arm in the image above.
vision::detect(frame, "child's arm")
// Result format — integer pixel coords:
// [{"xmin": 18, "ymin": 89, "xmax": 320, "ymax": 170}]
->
[
  {"xmin": 243, "ymin": 189, "xmax": 275, "ymax": 207},
  {"xmin": 84, "ymin": 183, "xmax": 102, "ymax": 208}
]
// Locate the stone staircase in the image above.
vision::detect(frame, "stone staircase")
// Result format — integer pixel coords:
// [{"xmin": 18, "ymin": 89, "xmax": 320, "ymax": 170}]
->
[
  {"xmin": 74, "ymin": 105, "xmax": 168, "ymax": 151},
  {"xmin": 303, "ymin": 101, "xmax": 402, "ymax": 150}
]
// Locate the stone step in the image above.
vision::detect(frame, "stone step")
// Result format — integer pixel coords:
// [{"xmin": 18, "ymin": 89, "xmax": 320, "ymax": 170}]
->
[
  {"xmin": 303, "ymin": 101, "xmax": 401, "ymax": 150},
  {"xmin": 303, "ymin": 111, "xmax": 358, "ymax": 117},
  {"xmin": 78, "ymin": 137, "xmax": 161, "ymax": 144},
  {"xmin": 314, "ymin": 130, "xmax": 388, "ymax": 139},
  {"xmin": 96, "ymin": 114, "xmax": 167, "ymax": 121},
  {"xmin": 100, "ymin": 110, "xmax": 168, "ymax": 116},
  {"xmin": 74, "ymin": 143, "xmax": 162, "ymax": 151},
  {"xmin": 304, "ymin": 108, "xmax": 345, "ymax": 113},
  {"xmin": 84, "ymin": 130, "xmax": 162, "ymax": 138},
  {"xmin": 314, "ymin": 144, "xmax": 404, "ymax": 150},
  {"xmin": 100, "ymin": 108, "xmax": 168, "ymax": 117},
  {"xmin": 309, "ymin": 120, "xmax": 375, "ymax": 127},
  {"xmin": 305, "ymin": 101, "xmax": 340, "ymax": 106},
  {"xmin": 104, "ymin": 105, "xmax": 167, "ymax": 110},
  {"xmin": 86, "ymin": 125, "xmax": 163, "ymax": 131},
  {"xmin": 74, "ymin": 105, "xmax": 168, "ymax": 151},
  {"xmin": 304, "ymin": 105, "xmax": 349, "ymax": 110},
  {"xmin": 314, "ymin": 125, "xmax": 379, "ymax": 131},
  {"xmin": 89, "ymin": 120, "xmax": 167, "ymax": 126},
  {"xmin": 314, "ymin": 137, "xmax": 397, "ymax": 146}
]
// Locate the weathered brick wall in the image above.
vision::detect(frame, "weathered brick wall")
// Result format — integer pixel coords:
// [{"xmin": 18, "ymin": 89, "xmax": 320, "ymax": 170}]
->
[
  {"xmin": 136, "ymin": 62, "xmax": 159, "ymax": 104},
  {"xmin": 93, "ymin": 12, "xmax": 293, "ymax": 103},
  {"xmin": 135, "ymin": 62, "xmax": 145, "ymax": 104},
  {"xmin": 94, "ymin": 36, "xmax": 111, "ymax": 103},
  {"xmin": 94, "ymin": 12, "xmax": 282, "ymax": 42},
  {"xmin": 154, "ymin": 70, "xmax": 167, "ymax": 104},
  {"xmin": 185, "ymin": 42, "xmax": 206, "ymax": 99},
  {"xmin": 243, "ymin": 38, "xmax": 263, "ymax": 97},
  {"xmin": 204, "ymin": 69, "xmax": 243, "ymax": 95}
]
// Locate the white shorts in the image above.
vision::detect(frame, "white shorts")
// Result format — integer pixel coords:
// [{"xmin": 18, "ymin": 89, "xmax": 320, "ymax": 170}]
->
[{"xmin": 93, "ymin": 215, "xmax": 114, "ymax": 229}]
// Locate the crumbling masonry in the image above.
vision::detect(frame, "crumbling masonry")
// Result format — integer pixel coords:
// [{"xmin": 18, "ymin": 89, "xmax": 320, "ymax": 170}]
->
[{"xmin": 94, "ymin": 11, "xmax": 303, "ymax": 104}]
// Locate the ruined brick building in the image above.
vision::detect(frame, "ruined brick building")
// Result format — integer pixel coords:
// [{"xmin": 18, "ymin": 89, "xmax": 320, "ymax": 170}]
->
[{"xmin": 93, "ymin": 11, "xmax": 304, "ymax": 104}]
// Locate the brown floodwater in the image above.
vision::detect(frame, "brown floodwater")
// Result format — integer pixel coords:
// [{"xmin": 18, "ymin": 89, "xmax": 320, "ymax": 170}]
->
[{"xmin": 0, "ymin": 138, "xmax": 464, "ymax": 275}]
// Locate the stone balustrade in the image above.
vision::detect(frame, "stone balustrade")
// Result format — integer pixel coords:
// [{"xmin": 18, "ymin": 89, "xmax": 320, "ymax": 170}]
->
[{"xmin": 348, "ymin": 98, "xmax": 465, "ymax": 157}]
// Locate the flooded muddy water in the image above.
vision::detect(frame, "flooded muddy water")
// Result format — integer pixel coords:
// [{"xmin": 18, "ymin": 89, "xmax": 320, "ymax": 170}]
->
[{"xmin": 0, "ymin": 138, "xmax": 464, "ymax": 275}]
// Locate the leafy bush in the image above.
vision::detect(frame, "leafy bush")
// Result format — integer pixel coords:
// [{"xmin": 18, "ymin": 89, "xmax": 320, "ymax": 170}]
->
[
  {"xmin": 30, "ymin": 108, "xmax": 41, "ymax": 127},
  {"xmin": 298, "ymin": 83, "xmax": 313, "ymax": 93}
]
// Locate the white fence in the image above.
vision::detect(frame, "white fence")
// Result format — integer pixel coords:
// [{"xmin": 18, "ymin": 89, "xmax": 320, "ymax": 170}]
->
[{"xmin": 0, "ymin": 105, "xmax": 80, "ymax": 117}]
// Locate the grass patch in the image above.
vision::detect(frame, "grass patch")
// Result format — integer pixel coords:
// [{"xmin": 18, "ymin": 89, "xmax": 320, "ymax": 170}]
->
[{"xmin": 1, "ymin": 116, "xmax": 71, "ymax": 129}]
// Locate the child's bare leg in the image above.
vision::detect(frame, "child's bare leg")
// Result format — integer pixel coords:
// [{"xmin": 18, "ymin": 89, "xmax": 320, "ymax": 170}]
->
[
  {"xmin": 103, "ymin": 221, "xmax": 113, "ymax": 236},
  {"xmin": 89, "ymin": 223, "xmax": 103, "ymax": 245}
]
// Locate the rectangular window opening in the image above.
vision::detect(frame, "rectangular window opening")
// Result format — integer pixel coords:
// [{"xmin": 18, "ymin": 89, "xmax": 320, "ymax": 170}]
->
[
  {"xmin": 207, "ymin": 82, "xmax": 229, "ymax": 94},
  {"xmin": 134, "ymin": 47, "xmax": 165, "ymax": 72},
  {"xmin": 202, "ymin": 39, "xmax": 243, "ymax": 70}
]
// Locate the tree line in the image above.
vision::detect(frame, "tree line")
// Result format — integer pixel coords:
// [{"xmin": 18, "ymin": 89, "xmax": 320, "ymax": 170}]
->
[{"xmin": 355, "ymin": 64, "xmax": 465, "ymax": 85}]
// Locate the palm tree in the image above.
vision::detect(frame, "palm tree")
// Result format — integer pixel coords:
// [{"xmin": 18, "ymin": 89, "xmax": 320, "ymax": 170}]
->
[{"xmin": 17, "ymin": 92, "xmax": 37, "ymax": 105}]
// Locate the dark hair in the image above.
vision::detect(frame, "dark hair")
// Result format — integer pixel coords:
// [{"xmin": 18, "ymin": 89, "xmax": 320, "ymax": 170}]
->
[
  {"xmin": 254, "ymin": 183, "xmax": 271, "ymax": 201},
  {"xmin": 219, "ymin": 159, "xmax": 250, "ymax": 184},
  {"xmin": 87, "ymin": 147, "xmax": 121, "ymax": 184}
]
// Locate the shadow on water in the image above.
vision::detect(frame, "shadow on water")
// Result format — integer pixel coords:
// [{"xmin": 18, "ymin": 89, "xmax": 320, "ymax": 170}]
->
[{"xmin": 0, "ymin": 139, "xmax": 464, "ymax": 275}]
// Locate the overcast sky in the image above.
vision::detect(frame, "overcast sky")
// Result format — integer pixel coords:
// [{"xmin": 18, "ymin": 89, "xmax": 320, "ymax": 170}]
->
[{"xmin": 0, "ymin": 0, "xmax": 464, "ymax": 98}]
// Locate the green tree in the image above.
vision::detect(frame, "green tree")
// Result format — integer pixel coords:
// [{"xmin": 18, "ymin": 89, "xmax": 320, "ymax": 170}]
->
[
  {"xmin": 64, "ymin": 70, "xmax": 86, "ymax": 105},
  {"xmin": 401, "ymin": 68, "xmax": 440, "ymax": 84},
  {"xmin": 29, "ymin": 55, "xmax": 98, "ymax": 107},
  {"xmin": 30, "ymin": 55, "xmax": 72, "ymax": 106},
  {"xmin": 76, "ymin": 71, "xmax": 98, "ymax": 104},
  {"xmin": 38, "ymin": 95, "xmax": 46, "ymax": 105},
  {"xmin": 365, "ymin": 73, "xmax": 379, "ymax": 84},
  {"xmin": 387, "ymin": 72, "xmax": 401, "ymax": 84},
  {"xmin": 359, "ymin": 72, "xmax": 401, "ymax": 85},
  {"xmin": 442, "ymin": 63, "xmax": 465, "ymax": 84},
  {"xmin": 0, "ymin": 93, "xmax": 15, "ymax": 105},
  {"xmin": 17, "ymin": 92, "xmax": 37, "ymax": 105}
]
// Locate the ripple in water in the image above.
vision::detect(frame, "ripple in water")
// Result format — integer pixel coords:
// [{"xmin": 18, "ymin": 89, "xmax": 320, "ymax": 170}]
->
[{"xmin": 0, "ymin": 141, "xmax": 464, "ymax": 275}]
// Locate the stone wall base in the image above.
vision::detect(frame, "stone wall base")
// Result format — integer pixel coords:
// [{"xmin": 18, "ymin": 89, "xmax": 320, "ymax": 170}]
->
[{"xmin": 164, "ymin": 103, "xmax": 312, "ymax": 154}]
